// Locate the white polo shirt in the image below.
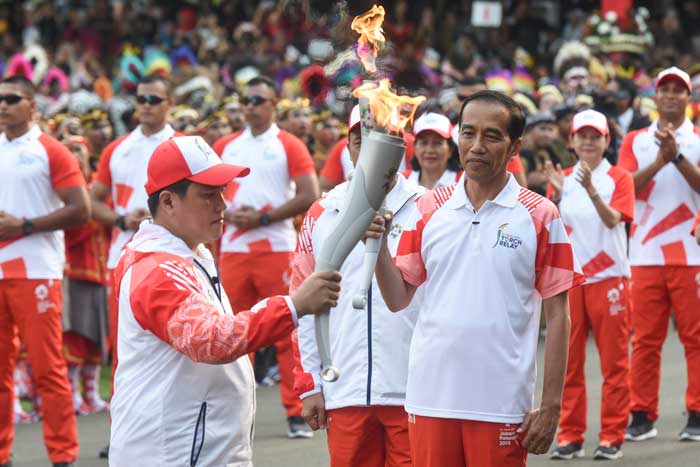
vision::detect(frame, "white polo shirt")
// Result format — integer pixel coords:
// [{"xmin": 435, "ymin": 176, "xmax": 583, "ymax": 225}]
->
[
  {"xmin": 394, "ymin": 174, "xmax": 584, "ymax": 423},
  {"xmin": 95, "ymin": 124, "xmax": 176, "ymax": 269},
  {"xmin": 213, "ymin": 124, "xmax": 315, "ymax": 254},
  {"xmin": 0, "ymin": 125, "xmax": 84, "ymax": 279},
  {"xmin": 554, "ymin": 160, "xmax": 634, "ymax": 283},
  {"xmin": 618, "ymin": 119, "xmax": 700, "ymax": 266},
  {"xmin": 401, "ymin": 168, "xmax": 461, "ymax": 189}
]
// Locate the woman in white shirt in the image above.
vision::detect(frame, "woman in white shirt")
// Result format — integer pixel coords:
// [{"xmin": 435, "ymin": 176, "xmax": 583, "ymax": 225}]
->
[
  {"xmin": 403, "ymin": 112, "xmax": 461, "ymax": 189},
  {"xmin": 546, "ymin": 109, "xmax": 635, "ymax": 461}
]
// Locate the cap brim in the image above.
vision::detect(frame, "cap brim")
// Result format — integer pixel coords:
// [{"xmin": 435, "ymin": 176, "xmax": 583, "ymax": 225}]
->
[
  {"xmin": 349, "ymin": 121, "xmax": 361, "ymax": 132},
  {"xmin": 657, "ymin": 74, "xmax": 691, "ymax": 92},
  {"xmin": 571, "ymin": 124, "xmax": 608, "ymax": 135},
  {"xmin": 415, "ymin": 128, "xmax": 451, "ymax": 139},
  {"xmin": 187, "ymin": 163, "xmax": 250, "ymax": 187}
]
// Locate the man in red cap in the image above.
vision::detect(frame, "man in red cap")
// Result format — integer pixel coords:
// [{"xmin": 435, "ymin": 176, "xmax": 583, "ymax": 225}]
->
[
  {"xmin": 618, "ymin": 66, "xmax": 700, "ymax": 442},
  {"xmin": 109, "ymin": 135, "xmax": 341, "ymax": 467}
]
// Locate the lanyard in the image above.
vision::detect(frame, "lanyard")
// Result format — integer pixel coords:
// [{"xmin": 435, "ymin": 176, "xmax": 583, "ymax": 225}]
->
[{"xmin": 192, "ymin": 258, "xmax": 222, "ymax": 304}]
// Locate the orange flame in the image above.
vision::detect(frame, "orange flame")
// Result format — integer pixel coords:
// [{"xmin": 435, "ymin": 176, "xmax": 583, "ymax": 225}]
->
[
  {"xmin": 351, "ymin": 5, "xmax": 386, "ymax": 74},
  {"xmin": 352, "ymin": 79, "xmax": 426, "ymax": 134}
]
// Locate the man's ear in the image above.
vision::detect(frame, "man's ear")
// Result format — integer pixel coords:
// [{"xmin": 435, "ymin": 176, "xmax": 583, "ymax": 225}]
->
[
  {"xmin": 159, "ymin": 190, "xmax": 175, "ymax": 214},
  {"xmin": 509, "ymin": 137, "xmax": 523, "ymax": 159}
]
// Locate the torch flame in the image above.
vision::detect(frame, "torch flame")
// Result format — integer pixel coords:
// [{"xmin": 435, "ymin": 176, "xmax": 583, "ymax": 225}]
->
[
  {"xmin": 351, "ymin": 5, "xmax": 386, "ymax": 74},
  {"xmin": 353, "ymin": 79, "xmax": 426, "ymax": 134}
]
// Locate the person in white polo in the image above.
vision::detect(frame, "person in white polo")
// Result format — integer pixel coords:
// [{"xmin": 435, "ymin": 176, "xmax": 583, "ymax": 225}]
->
[
  {"xmin": 402, "ymin": 112, "xmax": 461, "ymax": 190},
  {"xmin": 109, "ymin": 136, "xmax": 341, "ymax": 467},
  {"xmin": 547, "ymin": 110, "xmax": 635, "ymax": 461},
  {"xmin": 292, "ymin": 114, "xmax": 422, "ymax": 466},
  {"xmin": 369, "ymin": 91, "xmax": 584, "ymax": 466}
]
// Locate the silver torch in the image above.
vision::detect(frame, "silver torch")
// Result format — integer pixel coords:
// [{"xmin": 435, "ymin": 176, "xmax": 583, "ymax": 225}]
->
[{"xmin": 313, "ymin": 79, "xmax": 423, "ymax": 382}]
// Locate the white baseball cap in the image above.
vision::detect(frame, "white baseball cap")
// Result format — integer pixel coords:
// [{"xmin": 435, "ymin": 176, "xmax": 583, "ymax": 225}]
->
[
  {"xmin": 145, "ymin": 136, "xmax": 249, "ymax": 195},
  {"xmin": 570, "ymin": 109, "xmax": 609, "ymax": 136},
  {"xmin": 413, "ymin": 112, "xmax": 452, "ymax": 139},
  {"xmin": 348, "ymin": 105, "xmax": 361, "ymax": 132},
  {"xmin": 656, "ymin": 66, "xmax": 691, "ymax": 93}
]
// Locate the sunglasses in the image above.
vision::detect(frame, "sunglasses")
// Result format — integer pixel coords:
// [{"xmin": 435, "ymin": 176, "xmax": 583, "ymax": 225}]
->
[
  {"xmin": 0, "ymin": 94, "xmax": 25, "ymax": 105},
  {"xmin": 136, "ymin": 95, "xmax": 166, "ymax": 105},
  {"xmin": 241, "ymin": 96, "xmax": 270, "ymax": 107}
]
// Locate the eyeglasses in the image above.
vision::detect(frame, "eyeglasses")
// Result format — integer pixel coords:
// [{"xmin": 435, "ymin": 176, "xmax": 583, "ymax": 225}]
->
[
  {"xmin": 240, "ymin": 96, "xmax": 270, "ymax": 107},
  {"xmin": 0, "ymin": 94, "xmax": 25, "ymax": 105},
  {"xmin": 136, "ymin": 95, "xmax": 166, "ymax": 105}
]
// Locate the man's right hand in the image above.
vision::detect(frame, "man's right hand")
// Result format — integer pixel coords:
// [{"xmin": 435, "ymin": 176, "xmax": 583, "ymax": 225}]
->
[
  {"xmin": 301, "ymin": 392, "xmax": 326, "ymax": 430},
  {"xmin": 124, "ymin": 208, "xmax": 150, "ymax": 230},
  {"xmin": 291, "ymin": 270, "xmax": 341, "ymax": 317},
  {"xmin": 364, "ymin": 211, "xmax": 393, "ymax": 243}
]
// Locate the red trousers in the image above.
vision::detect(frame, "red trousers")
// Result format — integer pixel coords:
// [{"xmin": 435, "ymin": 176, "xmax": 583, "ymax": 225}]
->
[
  {"xmin": 326, "ymin": 405, "xmax": 411, "ymax": 467},
  {"xmin": 220, "ymin": 251, "xmax": 302, "ymax": 417},
  {"xmin": 408, "ymin": 414, "xmax": 527, "ymax": 467},
  {"xmin": 0, "ymin": 279, "xmax": 78, "ymax": 463},
  {"xmin": 630, "ymin": 266, "xmax": 700, "ymax": 420},
  {"xmin": 557, "ymin": 277, "xmax": 630, "ymax": 447},
  {"xmin": 63, "ymin": 331, "xmax": 102, "ymax": 366}
]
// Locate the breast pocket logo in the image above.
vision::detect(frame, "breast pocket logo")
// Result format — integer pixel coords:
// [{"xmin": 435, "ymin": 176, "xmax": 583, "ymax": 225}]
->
[{"xmin": 492, "ymin": 223, "xmax": 522, "ymax": 250}]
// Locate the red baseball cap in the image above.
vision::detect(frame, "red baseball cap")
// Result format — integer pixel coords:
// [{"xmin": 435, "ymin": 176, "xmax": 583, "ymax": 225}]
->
[
  {"xmin": 348, "ymin": 104, "xmax": 361, "ymax": 132},
  {"xmin": 413, "ymin": 112, "xmax": 452, "ymax": 139},
  {"xmin": 571, "ymin": 109, "xmax": 609, "ymax": 135},
  {"xmin": 145, "ymin": 136, "xmax": 250, "ymax": 196},
  {"xmin": 656, "ymin": 66, "xmax": 691, "ymax": 93}
]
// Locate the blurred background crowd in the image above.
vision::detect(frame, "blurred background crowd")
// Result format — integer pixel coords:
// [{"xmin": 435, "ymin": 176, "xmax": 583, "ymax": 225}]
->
[{"xmin": 4, "ymin": 0, "xmax": 700, "ymax": 425}]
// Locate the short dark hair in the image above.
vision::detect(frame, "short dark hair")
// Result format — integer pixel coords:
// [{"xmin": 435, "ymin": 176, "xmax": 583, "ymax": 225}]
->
[
  {"xmin": 139, "ymin": 74, "xmax": 172, "ymax": 96},
  {"xmin": 459, "ymin": 75, "xmax": 486, "ymax": 87},
  {"xmin": 147, "ymin": 179, "xmax": 192, "ymax": 218},
  {"xmin": 245, "ymin": 76, "xmax": 279, "ymax": 97},
  {"xmin": 1, "ymin": 75, "xmax": 36, "ymax": 99},
  {"xmin": 459, "ymin": 90, "xmax": 526, "ymax": 141},
  {"xmin": 610, "ymin": 76, "xmax": 637, "ymax": 103}
]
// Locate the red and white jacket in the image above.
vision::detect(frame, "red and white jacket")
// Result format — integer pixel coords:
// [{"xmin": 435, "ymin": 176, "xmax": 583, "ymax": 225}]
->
[
  {"xmin": 109, "ymin": 222, "xmax": 298, "ymax": 467},
  {"xmin": 291, "ymin": 174, "xmax": 422, "ymax": 410}
]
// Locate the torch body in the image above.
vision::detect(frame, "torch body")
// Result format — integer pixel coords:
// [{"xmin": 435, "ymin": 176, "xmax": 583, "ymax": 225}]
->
[{"xmin": 314, "ymin": 131, "xmax": 405, "ymax": 382}]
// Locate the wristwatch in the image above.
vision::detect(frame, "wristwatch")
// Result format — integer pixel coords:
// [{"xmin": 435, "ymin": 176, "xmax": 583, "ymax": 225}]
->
[
  {"xmin": 672, "ymin": 152, "xmax": 685, "ymax": 165},
  {"xmin": 259, "ymin": 212, "xmax": 271, "ymax": 226},
  {"xmin": 114, "ymin": 215, "xmax": 127, "ymax": 231},
  {"xmin": 21, "ymin": 219, "xmax": 34, "ymax": 236}
]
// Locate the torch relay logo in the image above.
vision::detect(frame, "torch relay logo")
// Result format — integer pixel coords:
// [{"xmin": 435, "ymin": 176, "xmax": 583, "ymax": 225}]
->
[{"xmin": 492, "ymin": 223, "xmax": 522, "ymax": 250}]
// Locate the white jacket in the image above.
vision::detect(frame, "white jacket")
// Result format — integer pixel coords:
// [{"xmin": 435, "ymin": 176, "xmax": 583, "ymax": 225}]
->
[
  {"xmin": 110, "ymin": 222, "xmax": 298, "ymax": 467},
  {"xmin": 291, "ymin": 174, "xmax": 422, "ymax": 410}
]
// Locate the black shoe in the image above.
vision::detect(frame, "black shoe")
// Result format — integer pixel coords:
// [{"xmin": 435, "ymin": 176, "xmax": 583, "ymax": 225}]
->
[
  {"xmin": 625, "ymin": 411, "xmax": 657, "ymax": 441},
  {"xmin": 287, "ymin": 416, "xmax": 313, "ymax": 439},
  {"xmin": 99, "ymin": 443, "xmax": 109, "ymax": 459},
  {"xmin": 52, "ymin": 463, "xmax": 73, "ymax": 467},
  {"xmin": 0, "ymin": 459, "xmax": 12, "ymax": 467},
  {"xmin": 550, "ymin": 443, "xmax": 584, "ymax": 460},
  {"xmin": 593, "ymin": 445, "xmax": 623, "ymax": 460},
  {"xmin": 680, "ymin": 411, "xmax": 700, "ymax": 441}
]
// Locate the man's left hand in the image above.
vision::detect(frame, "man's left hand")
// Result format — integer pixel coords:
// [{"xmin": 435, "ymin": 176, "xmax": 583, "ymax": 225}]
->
[
  {"xmin": 231, "ymin": 205, "xmax": 261, "ymax": 230},
  {"xmin": 0, "ymin": 211, "xmax": 23, "ymax": 240},
  {"xmin": 517, "ymin": 406, "xmax": 560, "ymax": 454}
]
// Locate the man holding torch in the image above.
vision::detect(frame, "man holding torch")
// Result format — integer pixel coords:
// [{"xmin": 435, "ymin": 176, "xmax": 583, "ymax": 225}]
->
[
  {"xmin": 109, "ymin": 136, "xmax": 341, "ymax": 467},
  {"xmin": 369, "ymin": 91, "xmax": 584, "ymax": 466},
  {"xmin": 292, "ymin": 105, "xmax": 421, "ymax": 466}
]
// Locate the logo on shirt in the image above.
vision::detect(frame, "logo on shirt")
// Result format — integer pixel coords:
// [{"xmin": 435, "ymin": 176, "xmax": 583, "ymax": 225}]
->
[
  {"xmin": 17, "ymin": 152, "xmax": 39, "ymax": 166},
  {"xmin": 607, "ymin": 283, "xmax": 626, "ymax": 316},
  {"xmin": 492, "ymin": 223, "xmax": 522, "ymax": 250},
  {"xmin": 388, "ymin": 223, "xmax": 403, "ymax": 239}
]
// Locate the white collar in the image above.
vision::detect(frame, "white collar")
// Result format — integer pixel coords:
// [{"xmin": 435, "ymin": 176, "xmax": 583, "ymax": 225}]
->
[{"xmin": 444, "ymin": 172, "xmax": 520, "ymax": 210}]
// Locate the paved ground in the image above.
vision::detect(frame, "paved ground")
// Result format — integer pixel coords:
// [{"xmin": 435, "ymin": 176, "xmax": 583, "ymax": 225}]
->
[{"xmin": 11, "ymin": 325, "xmax": 698, "ymax": 466}]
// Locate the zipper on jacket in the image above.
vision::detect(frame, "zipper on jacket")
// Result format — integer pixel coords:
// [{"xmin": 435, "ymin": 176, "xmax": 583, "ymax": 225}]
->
[
  {"xmin": 366, "ymin": 285, "xmax": 373, "ymax": 405},
  {"xmin": 190, "ymin": 401, "xmax": 207, "ymax": 467}
]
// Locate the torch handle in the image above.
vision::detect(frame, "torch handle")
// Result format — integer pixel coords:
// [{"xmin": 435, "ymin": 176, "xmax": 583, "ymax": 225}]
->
[{"xmin": 352, "ymin": 207, "xmax": 386, "ymax": 310}]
